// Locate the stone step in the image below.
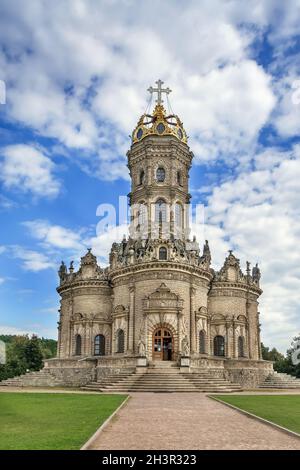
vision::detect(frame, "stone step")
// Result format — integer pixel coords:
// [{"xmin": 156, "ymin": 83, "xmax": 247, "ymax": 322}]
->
[
  {"xmin": 81, "ymin": 367, "xmax": 242, "ymax": 393},
  {"xmin": 84, "ymin": 386, "xmax": 237, "ymax": 393},
  {"xmin": 0, "ymin": 368, "xmax": 64, "ymax": 387},
  {"xmin": 260, "ymin": 373, "xmax": 300, "ymax": 389}
]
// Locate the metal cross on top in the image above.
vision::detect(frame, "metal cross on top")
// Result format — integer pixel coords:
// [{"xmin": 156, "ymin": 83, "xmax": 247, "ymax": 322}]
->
[{"xmin": 148, "ymin": 79, "xmax": 172, "ymax": 105}]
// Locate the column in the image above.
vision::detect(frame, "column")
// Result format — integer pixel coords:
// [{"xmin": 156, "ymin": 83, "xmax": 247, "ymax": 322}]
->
[
  {"xmin": 190, "ymin": 287, "xmax": 196, "ymax": 355},
  {"xmin": 128, "ymin": 285, "xmax": 135, "ymax": 354},
  {"xmin": 207, "ymin": 319, "xmax": 211, "ymax": 355},
  {"xmin": 257, "ymin": 319, "xmax": 262, "ymax": 359},
  {"xmin": 232, "ymin": 321, "xmax": 236, "ymax": 358},
  {"xmin": 225, "ymin": 322, "xmax": 230, "ymax": 358}
]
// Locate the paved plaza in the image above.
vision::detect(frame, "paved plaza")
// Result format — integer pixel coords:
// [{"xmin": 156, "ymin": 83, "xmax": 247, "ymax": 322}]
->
[{"xmin": 87, "ymin": 392, "xmax": 300, "ymax": 450}]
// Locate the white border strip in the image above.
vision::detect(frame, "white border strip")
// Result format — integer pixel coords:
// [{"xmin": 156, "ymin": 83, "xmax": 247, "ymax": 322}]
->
[
  {"xmin": 81, "ymin": 395, "xmax": 130, "ymax": 450},
  {"xmin": 209, "ymin": 395, "xmax": 300, "ymax": 439}
]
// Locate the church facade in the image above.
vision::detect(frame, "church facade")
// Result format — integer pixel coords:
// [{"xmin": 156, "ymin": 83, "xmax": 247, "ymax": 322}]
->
[{"xmin": 47, "ymin": 82, "xmax": 273, "ymax": 388}]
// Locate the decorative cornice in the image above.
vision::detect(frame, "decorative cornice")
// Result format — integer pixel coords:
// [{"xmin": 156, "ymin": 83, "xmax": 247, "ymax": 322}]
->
[
  {"xmin": 109, "ymin": 260, "xmax": 213, "ymax": 283},
  {"xmin": 57, "ymin": 279, "xmax": 111, "ymax": 295},
  {"xmin": 210, "ymin": 281, "xmax": 262, "ymax": 296}
]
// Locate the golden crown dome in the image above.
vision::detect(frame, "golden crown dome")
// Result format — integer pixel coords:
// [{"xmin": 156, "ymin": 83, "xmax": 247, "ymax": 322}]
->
[{"xmin": 132, "ymin": 80, "xmax": 188, "ymax": 144}]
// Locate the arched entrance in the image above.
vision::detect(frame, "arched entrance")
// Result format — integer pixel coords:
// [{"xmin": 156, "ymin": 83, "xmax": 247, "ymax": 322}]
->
[{"xmin": 152, "ymin": 327, "xmax": 173, "ymax": 361}]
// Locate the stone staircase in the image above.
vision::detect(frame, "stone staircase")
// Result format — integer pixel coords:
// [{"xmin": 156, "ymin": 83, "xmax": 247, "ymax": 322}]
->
[
  {"xmin": 181, "ymin": 369, "xmax": 242, "ymax": 392},
  {"xmin": 82, "ymin": 363, "xmax": 242, "ymax": 393},
  {"xmin": 260, "ymin": 372, "xmax": 300, "ymax": 389},
  {"xmin": 82, "ymin": 370, "xmax": 139, "ymax": 392},
  {"xmin": 0, "ymin": 369, "xmax": 63, "ymax": 387}
]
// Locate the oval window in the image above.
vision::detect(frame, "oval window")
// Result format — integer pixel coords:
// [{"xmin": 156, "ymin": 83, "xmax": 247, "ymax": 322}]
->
[
  {"xmin": 137, "ymin": 128, "xmax": 143, "ymax": 140},
  {"xmin": 156, "ymin": 122, "xmax": 165, "ymax": 134}
]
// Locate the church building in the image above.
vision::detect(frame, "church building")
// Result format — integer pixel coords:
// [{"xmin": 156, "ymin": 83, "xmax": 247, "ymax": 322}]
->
[{"xmin": 47, "ymin": 81, "xmax": 273, "ymax": 390}]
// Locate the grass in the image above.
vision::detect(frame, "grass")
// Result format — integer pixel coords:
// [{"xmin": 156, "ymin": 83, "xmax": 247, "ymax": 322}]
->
[
  {"xmin": 0, "ymin": 392, "xmax": 127, "ymax": 450},
  {"xmin": 212, "ymin": 395, "xmax": 300, "ymax": 435}
]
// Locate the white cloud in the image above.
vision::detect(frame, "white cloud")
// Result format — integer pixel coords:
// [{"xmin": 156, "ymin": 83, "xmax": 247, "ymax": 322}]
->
[
  {"xmin": 0, "ymin": 325, "xmax": 35, "ymax": 336},
  {"xmin": 0, "ymin": 145, "xmax": 60, "ymax": 197},
  {"xmin": 11, "ymin": 246, "xmax": 56, "ymax": 272},
  {"xmin": 0, "ymin": 0, "xmax": 281, "ymax": 179},
  {"xmin": 39, "ymin": 307, "xmax": 59, "ymax": 315},
  {"xmin": 200, "ymin": 144, "xmax": 300, "ymax": 352},
  {"xmin": 272, "ymin": 73, "xmax": 300, "ymax": 138},
  {"xmin": 0, "ymin": 324, "xmax": 57, "ymax": 339},
  {"xmin": 0, "ymin": 195, "xmax": 16, "ymax": 210},
  {"xmin": 23, "ymin": 220, "xmax": 85, "ymax": 251},
  {"xmin": 22, "ymin": 218, "xmax": 129, "ymax": 266},
  {"xmin": 87, "ymin": 223, "xmax": 129, "ymax": 265}
]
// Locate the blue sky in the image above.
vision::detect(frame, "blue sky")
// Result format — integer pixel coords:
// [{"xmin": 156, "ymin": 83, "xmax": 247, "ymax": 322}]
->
[{"xmin": 0, "ymin": 0, "xmax": 300, "ymax": 352}]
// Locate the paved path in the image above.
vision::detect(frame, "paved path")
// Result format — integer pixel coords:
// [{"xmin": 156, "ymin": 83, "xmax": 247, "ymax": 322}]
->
[{"xmin": 88, "ymin": 393, "xmax": 300, "ymax": 450}]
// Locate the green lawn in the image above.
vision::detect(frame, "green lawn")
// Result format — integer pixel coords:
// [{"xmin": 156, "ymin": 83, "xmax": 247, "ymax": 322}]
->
[
  {"xmin": 0, "ymin": 392, "xmax": 127, "ymax": 450},
  {"xmin": 212, "ymin": 395, "xmax": 300, "ymax": 435}
]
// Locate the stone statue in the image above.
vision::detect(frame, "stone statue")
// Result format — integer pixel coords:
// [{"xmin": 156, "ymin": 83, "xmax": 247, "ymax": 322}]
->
[
  {"xmin": 58, "ymin": 261, "xmax": 67, "ymax": 282},
  {"xmin": 252, "ymin": 263, "xmax": 261, "ymax": 283},
  {"xmin": 138, "ymin": 338, "xmax": 146, "ymax": 357},
  {"xmin": 181, "ymin": 335, "xmax": 190, "ymax": 356}
]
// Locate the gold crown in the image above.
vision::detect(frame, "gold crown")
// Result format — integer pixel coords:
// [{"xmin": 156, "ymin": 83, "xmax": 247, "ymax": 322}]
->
[{"xmin": 132, "ymin": 104, "xmax": 188, "ymax": 144}]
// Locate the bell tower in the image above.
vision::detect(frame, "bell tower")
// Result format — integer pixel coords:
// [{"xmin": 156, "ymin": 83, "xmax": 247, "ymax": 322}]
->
[{"xmin": 127, "ymin": 80, "xmax": 193, "ymax": 240}]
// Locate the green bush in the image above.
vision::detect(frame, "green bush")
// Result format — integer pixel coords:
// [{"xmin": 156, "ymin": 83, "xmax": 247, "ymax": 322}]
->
[{"xmin": 0, "ymin": 335, "xmax": 57, "ymax": 381}]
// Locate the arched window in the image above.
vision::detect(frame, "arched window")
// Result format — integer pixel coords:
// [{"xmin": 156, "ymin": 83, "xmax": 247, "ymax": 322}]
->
[
  {"xmin": 238, "ymin": 336, "xmax": 245, "ymax": 358},
  {"xmin": 175, "ymin": 203, "xmax": 183, "ymax": 229},
  {"xmin": 199, "ymin": 330, "xmax": 206, "ymax": 354},
  {"xmin": 94, "ymin": 334, "xmax": 105, "ymax": 356},
  {"xmin": 138, "ymin": 203, "xmax": 147, "ymax": 227},
  {"xmin": 117, "ymin": 329, "xmax": 125, "ymax": 353},
  {"xmin": 159, "ymin": 246, "xmax": 167, "ymax": 260},
  {"xmin": 139, "ymin": 170, "xmax": 145, "ymax": 185},
  {"xmin": 75, "ymin": 334, "xmax": 82, "ymax": 356},
  {"xmin": 177, "ymin": 171, "xmax": 182, "ymax": 186},
  {"xmin": 214, "ymin": 335, "xmax": 225, "ymax": 357},
  {"xmin": 155, "ymin": 199, "xmax": 167, "ymax": 223},
  {"xmin": 156, "ymin": 167, "xmax": 165, "ymax": 182}
]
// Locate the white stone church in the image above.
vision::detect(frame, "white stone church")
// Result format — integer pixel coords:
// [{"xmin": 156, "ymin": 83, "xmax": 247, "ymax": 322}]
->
[{"xmin": 2, "ymin": 82, "xmax": 277, "ymax": 391}]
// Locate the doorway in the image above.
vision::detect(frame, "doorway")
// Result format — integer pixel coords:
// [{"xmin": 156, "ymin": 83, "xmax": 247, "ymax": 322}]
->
[{"xmin": 152, "ymin": 328, "xmax": 173, "ymax": 361}]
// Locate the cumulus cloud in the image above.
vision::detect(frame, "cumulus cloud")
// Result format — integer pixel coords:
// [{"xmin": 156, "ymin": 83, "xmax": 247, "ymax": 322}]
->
[
  {"xmin": 11, "ymin": 246, "xmax": 56, "ymax": 272},
  {"xmin": 0, "ymin": 325, "xmax": 35, "ymax": 335},
  {"xmin": 0, "ymin": 0, "xmax": 283, "ymax": 179},
  {"xmin": 1, "ymin": 0, "xmax": 300, "ymax": 350},
  {"xmin": 0, "ymin": 145, "xmax": 60, "ymax": 197},
  {"xmin": 22, "ymin": 218, "xmax": 129, "ymax": 267},
  {"xmin": 0, "ymin": 195, "xmax": 16, "ymax": 210},
  {"xmin": 199, "ymin": 144, "xmax": 300, "ymax": 352},
  {"xmin": 22, "ymin": 219, "xmax": 85, "ymax": 251}
]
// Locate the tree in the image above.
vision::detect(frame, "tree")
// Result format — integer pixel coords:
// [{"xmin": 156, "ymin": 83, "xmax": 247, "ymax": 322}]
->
[
  {"xmin": 261, "ymin": 336, "xmax": 300, "ymax": 378},
  {"xmin": 0, "ymin": 335, "xmax": 57, "ymax": 381},
  {"xmin": 261, "ymin": 343, "xmax": 285, "ymax": 362},
  {"xmin": 24, "ymin": 335, "xmax": 44, "ymax": 371}
]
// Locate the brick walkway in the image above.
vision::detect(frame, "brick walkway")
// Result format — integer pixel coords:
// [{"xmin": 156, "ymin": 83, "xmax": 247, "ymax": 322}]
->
[{"xmin": 87, "ymin": 393, "xmax": 300, "ymax": 450}]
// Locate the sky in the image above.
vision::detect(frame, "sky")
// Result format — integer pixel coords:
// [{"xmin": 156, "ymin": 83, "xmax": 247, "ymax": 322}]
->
[{"xmin": 0, "ymin": 0, "xmax": 300, "ymax": 353}]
